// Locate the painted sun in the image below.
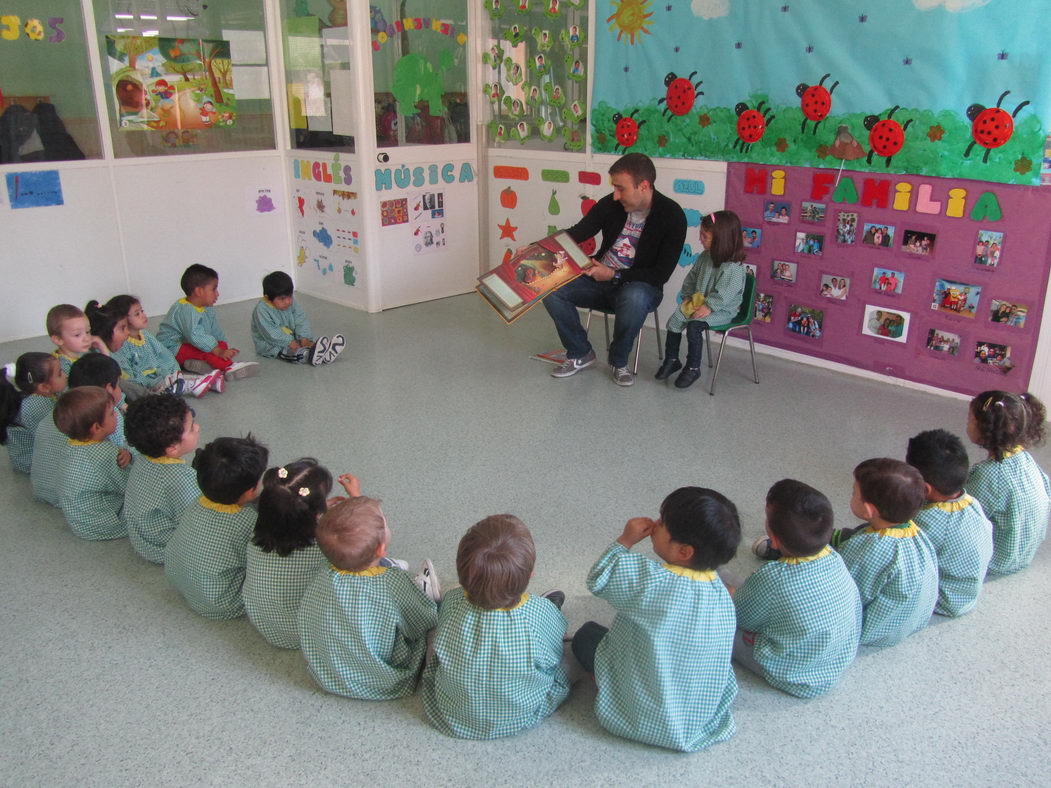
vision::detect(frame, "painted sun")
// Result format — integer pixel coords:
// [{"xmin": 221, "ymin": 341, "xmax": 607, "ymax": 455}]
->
[{"xmin": 607, "ymin": 0, "xmax": 654, "ymax": 45}]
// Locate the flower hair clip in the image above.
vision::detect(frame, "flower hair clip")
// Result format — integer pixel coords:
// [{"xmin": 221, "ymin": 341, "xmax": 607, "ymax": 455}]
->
[
  {"xmin": 298, "ymin": 487, "xmax": 310, "ymax": 497},
  {"xmin": 277, "ymin": 467, "xmax": 289, "ymax": 479}
]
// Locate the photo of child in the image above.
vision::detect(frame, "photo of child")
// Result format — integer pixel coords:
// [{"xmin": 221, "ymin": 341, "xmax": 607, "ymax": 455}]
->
[
  {"xmin": 786, "ymin": 304, "xmax": 823, "ymax": 338},
  {"xmin": 861, "ymin": 223, "xmax": 895, "ymax": 248},
  {"xmin": 871, "ymin": 267, "xmax": 904, "ymax": 295},
  {"xmin": 974, "ymin": 229, "xmax": 1004, "ymax": 267},
  {"xmin": 861, "ymin": 305, "xmax": 910, "ymax": 343},
  {"xmin": 835, "ymin": 211, "xmax": 858, "ymax": 244},
  {"xmin": 763, "ymin": 201, "xmax": 791, "ymax": 224},
  {"xmin": 931, "ymin": 278, "xmax": 982, "ymax": 318},
  {"xmin": 771, "ymin": 260, "xmax": 797, "ymax": 283},
  {"xmin": 794, "ymin": 232, "xmax": 824, "ymax": 256},
  {"xmin": 800, "ymin": 202, "xmax": 826, "ymax": 223},
  {"xmin": 974, "ymin": 341, "xmax": 1014, "ymax": 374},
  {"xmin": 902, "ymin": 229, "xmax": 936, "ymax": 256},
  {"xmin": 743, "ymin": 263, "xmax": 758, "ymax": 278},
  {"xmin": 926, "ymin": 328, "xmax": 960, "ymax": 356},
  {"xmin": 755, "ymin": 293, "xmax": 774, "ymax": 323},
  {"xmin": 742, "ymin": 227, "xmax": 762, "ymax": 248},
  {"xmin": 820, "ymin": 274, "xmax": 849, "ymax": 300},
  {"xmin": 990, "ymin": 300, "xmax": 1027, "ymax": 328}
]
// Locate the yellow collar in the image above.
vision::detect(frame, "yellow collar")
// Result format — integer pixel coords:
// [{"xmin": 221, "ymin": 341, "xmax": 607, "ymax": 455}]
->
[
  {"xmin": 779, "ymin": 545, "xmax": 832, "ymax": 564},
  {"xmin": 147, "ymin": 456, "xmax": 186, "ymax": 465},
  {"xmin": 179, "ymin": 298, "xmax": 206, "ymax": 313},
  {"xmin": 53, "ymin": 350, "xmax": 78, "ymax": 362},
  {"xmin": 463, "ymin": 591, "xmax": 529, "ymax": 610},
  {"xmin": 865, "ymin": 521, "xmax": 919, "ymax": 538},
  {"xmin": 663, "ymin": 564, "xmax": 717, "ymax": 581},
  {"xmin": 923, "ymin": 494, "xmax": 974, "ymax": 513},
  {"xmin": 199, "ymin": 496, "xmax": 242, "ymax": 514},
  {"xmin": 126, "ymin": 335, "xmax": 146, "ymax": 346},
  {"xmin": 333, "ymin": 565, "xmax": 387, "ymax": 577},
  {"xmin": 1002, "ymin": 445, "xmax": 1025, "ymax": 459},
  {"xmin": 68, "ymin": 438, "xmax": 102, "ymax": 446}
]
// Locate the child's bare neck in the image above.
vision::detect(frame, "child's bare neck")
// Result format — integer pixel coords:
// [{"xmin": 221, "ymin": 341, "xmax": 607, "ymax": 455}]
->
[
  {"xmin": 186, "ymin": 295, "xmax": 209, "ymax": 308},
  {"xmin": 867, "ymin": 516, "xmax": 907, "ymax": 530},
  {"xmin": 128, "ymin": 328, "xmax": 143, "ymax": 340}
]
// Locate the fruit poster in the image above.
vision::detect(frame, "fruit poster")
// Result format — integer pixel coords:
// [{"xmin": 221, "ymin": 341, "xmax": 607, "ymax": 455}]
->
[
  {"xmin": 106, "ymin": 35, "xmax": 236, "ymax": 131},
  {"xmin": 592, "ymin": 0, "xmax": 1051, "ymax": 185}
]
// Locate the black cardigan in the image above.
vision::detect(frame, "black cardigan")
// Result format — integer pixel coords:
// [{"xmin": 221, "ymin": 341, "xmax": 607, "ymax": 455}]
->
[{"xmin": 565, "ymin": 189, "xmax": 688, "ymax": 288}]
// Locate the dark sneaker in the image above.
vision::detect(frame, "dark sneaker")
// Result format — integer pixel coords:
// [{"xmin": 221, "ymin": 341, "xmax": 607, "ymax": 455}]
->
[
  {"xmin": 654, "ymin": 358, "xmax": 682, "ymax": 380},
  {"xmin": 752, "ymin": 536, "xmax": 782, "ymax": 561},
  {"xmin": 674, "ymin": 366, "xmax": 701, "ymax": 389},
  {"xmin": 551, "ymin": 350, "xmax": 596, "ymax": 378},
  {"xmin": 542, "ymin": 589, "xmax": 566, "ymax": 610},
  {"xmin": 611, "ymin": 366, "xmax": 635, "ymax": 386}
]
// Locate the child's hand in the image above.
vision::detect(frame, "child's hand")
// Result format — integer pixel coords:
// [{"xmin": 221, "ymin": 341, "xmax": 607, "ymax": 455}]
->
[
  {"xmin": 618, "ymin": 517, "xmax": 656, "ymax": 548},
  {"xmin": 90, "ymin": 336, "xmax": 110, "ymax": 355},
  {"xmin": 116, "ymin": 448, "xmax": 132, "ymax": 468},
  {"xmin": 337, "ymin": 473, "xmax": 361, "ymax": 497},
  {"xmin": 692, "ymin": 304, "xmax": 712, "ymax": 319},
  {"xmin": 227, "ymin": 347, "xmax": 240, "ymax": 359},
  {"xmin": 286, "ymin": 341, "xmax": 300, "ymax": 353},
  {"xmin": 301, "ymin": 338, "xmax": 314, "ymax": 347},
  {"xmin": 325, "ymin": 495, "xmax": 347, "ymax": 508}
]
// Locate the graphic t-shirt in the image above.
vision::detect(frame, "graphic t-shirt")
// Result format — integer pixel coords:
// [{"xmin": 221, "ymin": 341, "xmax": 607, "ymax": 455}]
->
[{"xmin": 601, "ymin": 210, "xmax": 648, "ymax": 270}]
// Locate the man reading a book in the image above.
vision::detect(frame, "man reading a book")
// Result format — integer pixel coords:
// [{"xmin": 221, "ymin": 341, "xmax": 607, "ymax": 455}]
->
[{"xmin": 543, "ymin": 153, "xmax": 687, "ymax": 387}]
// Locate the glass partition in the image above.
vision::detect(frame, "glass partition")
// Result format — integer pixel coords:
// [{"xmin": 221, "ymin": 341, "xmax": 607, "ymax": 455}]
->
[
  {"xmin": 92, "ymin": 0, "xmax": 275, "ymax": 157},
  {"xmin": 0, "ymin": 0, "xmax": 102, "ymax": 161}
]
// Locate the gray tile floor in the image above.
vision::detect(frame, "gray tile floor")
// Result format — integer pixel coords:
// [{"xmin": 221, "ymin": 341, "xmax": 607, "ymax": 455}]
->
[{"xmin": 2, "ymin": 294, "xmax": 1048, "ymax": 786}]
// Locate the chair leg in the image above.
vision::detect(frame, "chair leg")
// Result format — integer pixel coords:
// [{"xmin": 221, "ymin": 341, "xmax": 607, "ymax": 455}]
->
[
  {"xmin": 747, "ymin": 328, "xmax": 760, "ymax": 384},
  {"xmin": 705, "ymin": 328, "xmax": 713, "ymax": 368},
  {"xmin": 584, "ymin": 309, "xmax": 593, "ymax": 332},
  {"xmin": 632, "ymin": 326, "xmax": 642, "ymax": 374},
  {"xmin": 709, "ymin": 331, "xmax": 731, "ymax": 396},
  {"xmin": 652, "ymin": 309, "xmax": 663, "ymax": 360}
]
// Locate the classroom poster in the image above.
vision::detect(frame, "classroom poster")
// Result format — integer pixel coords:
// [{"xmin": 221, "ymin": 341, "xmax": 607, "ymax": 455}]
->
[{"xmin": 411, "ymin": 191, "xmax": 447, "ymax": 255}]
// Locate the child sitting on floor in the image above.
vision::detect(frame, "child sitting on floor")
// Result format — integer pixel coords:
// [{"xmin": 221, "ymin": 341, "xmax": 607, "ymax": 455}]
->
[
  {"xmin": 421, "ymin": 515, "xmax": 569, "ymax": 740},
  {"xmin": 243, "ymin": 459, "xmax": 361, "ymax": 649},
  {"xmin": 47, "ymin": 303, "xmax": 108, "ymax": 375},
  {"xmin": 157, "ymin": 264, "xmax": 258, "ymax": 381},
  {"xmin": 1, "ymin": 353, "xmax": 67, "ymax": 473},
  {"xmin": 298, "ymin": 495, "xmax": 438, "ymax": 699},
  {"xmin": 54, "ymin": 386, "xmax": 132, "ymax": 541},
  {"xmin": 834, "ymin": 458, "xmax": 938, "ymax": 647},
  {"xmin": 164, "ymin": 435, "xmax": 269, "ymax": 619},
  {"xmin": 572, "ymin": 487, "xmax": 740, "ymax": 752},
  {"xmin": 965, "ymin": 390, "xmax": 1050, "ymax": 575},
  {"xmin": 107, "ymin": 294, "xmax": 222, "ymax": 398},
  {"xmin": 736, "ymin": 479, "xmax": 862, "ymax": 698},
  {"xmin": 68, "ymin": 353, "xmax": 129, "ymax": 449},
  {"xmin": 907, "ymin": 429, "xmax": 993, "ymax": 616},
  {"xmin": 123, "ymin": 394, "xmax": 201, "ymax": 564},
  {"xmin": 250, "ymin": 272, "xmax": 345, "ymax": 365}
]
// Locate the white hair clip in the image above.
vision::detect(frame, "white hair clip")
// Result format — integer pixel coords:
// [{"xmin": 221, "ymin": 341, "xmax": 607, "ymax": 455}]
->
[
  {"xmin": 2, "ymin": 362, "xmax": 14, "ymax": 379},
  {"xmin": 277, "ymin": 467, "xmax": 289, "ymax": 479},
  {"xmin": 298, "ymin": 487, "xmax": 310, "ymax": 497}
]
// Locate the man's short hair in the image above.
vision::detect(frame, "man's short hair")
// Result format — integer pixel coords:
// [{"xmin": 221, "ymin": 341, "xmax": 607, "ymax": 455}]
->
[
  {"xmin": 765, "ymin": 479, "xmax": 834, "ymax": 557},
  {"xmin": 660, "ymin": 487, "xmax": 741, "ymax": 570},
  {"xmin": 53, "ymin": 386, "xmax": 111, "ymax": 441},
  {"xmin": 180, "ymin": 264, "xmax": 219, "ymax": 296},
  {"xmin": 456, "ymin": 515, "xmax": 535, "ymax": 609},
  {"xmin": 854, "ymin": 458, "xmax": 927, "ymax": 524},
  {"xmin": 608, "ymin": 152, "xmax": 657, "ymax": 188},
  {"xmin": 125, "ymin": 394, "xmax": 191, "ymax": 458},
  {"xmin": 192, "ymin": 435, "xmax": 268, "ymax": 505},
  {"xmin": 315, "ymin": 496, "xmax": 387, "ymax": 571}
]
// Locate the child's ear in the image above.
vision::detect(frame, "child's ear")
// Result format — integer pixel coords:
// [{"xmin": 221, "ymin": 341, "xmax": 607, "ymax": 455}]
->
[
  {"xmin": 676, "ymin": 542, "xmax": 695, "ymax": 563},
  {"xmin": 163, "ymin": 443, "xmax": 182, "ymax": 459},
  {"xmin": 375, "ymin": 541, "xmax": 387, "ymax": 560},
  {"xmin": 237, "ymin": 485, "xmax": 259, "ymax": 505},
  {"xmin": 922, "ymin": 482, "xmax": 934, "ymax": 499},
  {"xmin": 49, "ymin": 334, "xmax": 62, "ymax": 349}
]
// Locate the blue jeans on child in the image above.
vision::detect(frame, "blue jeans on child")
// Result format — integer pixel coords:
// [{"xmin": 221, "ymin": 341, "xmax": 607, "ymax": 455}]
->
[{"xmin": 543, "ymin": 276, "xmax": 663, "ymax": 368}]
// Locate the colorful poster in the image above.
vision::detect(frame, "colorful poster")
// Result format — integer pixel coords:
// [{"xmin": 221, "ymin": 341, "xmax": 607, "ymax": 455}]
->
[
  {"xmin": 106, "ymin": 36, "xmax": 236, "ymax": 131},
  {"xmin": 6, "ymin": 171, "xmax": 63, "ymax": 209},
  {"xmin": 411, "ymin": 191, "xmax": 447, "ymax": 255}
]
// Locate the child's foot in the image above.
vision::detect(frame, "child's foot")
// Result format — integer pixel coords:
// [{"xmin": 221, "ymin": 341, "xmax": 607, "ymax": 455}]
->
[
  {"xmin": 542, "ymin": 589, "xmax": 566, "ymax": 610},
  {"xmin": 181, "ymin": 374, "xmax": 211, "ymax": 398},
  {"xmin": 205, "ymin": 369, "xmax": 225, "ymax": 393},
  {"xmin": 674, "ymin": 366, "xmax": 701, "ymax": 389},
  {"xmin": 311, "ymin": 336, "xmax": 331, "ymax": 366},
  {"xmin": 182, "ymin": 359, "xmax": 212, "ymax": 375},
  {"xmin": 166, "ymin": 378, "xmax": 188, "ymax": 397},
  {"xmin": 278, "ymin": 348, "xmax": 311, "ymax": 364},
  {"xmin": 415, "ymin": 559, "xmax": 442, "ymax": 603},
  {"xmin": 224, "ymin": 361, "xmax": 260, "ymax": 381},
  {"xmin": 752, "ymin": 536, "xmax": 782, "ymax": 561},
  {"xmin": 321, "ymin": 333, "xmax": 346, "ymax": 364},
  {"xmin": 379, "ymin": 556, "xmax": 410, "ymax": 571},
  {"xmin": 654, "ymin": 358, "xmax": 682, "ymax": 380}
]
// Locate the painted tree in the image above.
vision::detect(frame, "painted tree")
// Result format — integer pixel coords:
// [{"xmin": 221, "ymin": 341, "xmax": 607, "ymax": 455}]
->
[
  {"xmin": 212, "ymin": 57, "xmax": 233, "ymax": 89},
  {"xmin": 106, "ymin": 35, "xmax": 155, "ymax": 69},
  {"xmin": 188, "ymin": 39, "xmax": 232, "ymax": 103}
]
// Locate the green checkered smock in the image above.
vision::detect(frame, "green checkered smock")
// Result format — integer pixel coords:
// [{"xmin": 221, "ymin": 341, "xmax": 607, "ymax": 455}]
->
[
  {"xmin": 836, "ymin": 523, "xmax": 938, "ymax": 647},
  {"xmin": 110, "ymin": 402, "xmax": 127, "ymax": 448},
  {"xmin": 164, "ymin": 496, "xmax": 257, "ymax": 619},
  {"xmin": 243, "ymin": 542, "xmax": 325, "ymax": 649},
  {"xmin": 111, "ymin": 331, "xmax": 180, "ymax": 388},
  {"xmin": 6, "ymin": 394, "xmax": 55, "ymax": 473},
  {"xmin": 59, "ymin": 439, "xmax": 129, "ymax": 541},
  {"xmin": 53, "ymin": 350, "xmax": 77, "ymax": 376},
  {"xmin": 968, "ymin": 447, "xmax": 1050, "ymax": 575},
  {"xmin": 125, "ymin": 457, "xmax": 199, "ymax": 564},
  {"xmin": 250, "ymin": 299, "xmax": 314, "ymax": 359},
  {"xmin": 421, "ymin": 588, "xmax": 569, "ymax": 740},
  {"xmin": 734, "ymin": 546, "xmax": 862, "ymax": 698},
  {"xmin": 157, "ymin": 299, "xmax": 228, "ymax": 355},
  {"xmin": 914, "ymin": 495, "xmax": 993, "ymax": 617},
  {"xmin": 297, "ymin": 565, "xmax": 437, "ymax": 699},
  {"xmin": 588, "ymin": 542, "xmax": 737, "ymax": 753},
  {"xmin": 30, "ymin": 417, "xmax": 70, "ymax": 507}
]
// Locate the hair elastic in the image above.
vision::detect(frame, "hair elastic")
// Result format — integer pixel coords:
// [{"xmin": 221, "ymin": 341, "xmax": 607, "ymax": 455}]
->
[
  {"xmin": 277, "ymin": 467, "xmax": 289, "ymax": 479},
  {"xmin": 298, "ymin": 487, "xmax": 310, "ymax": 497}
]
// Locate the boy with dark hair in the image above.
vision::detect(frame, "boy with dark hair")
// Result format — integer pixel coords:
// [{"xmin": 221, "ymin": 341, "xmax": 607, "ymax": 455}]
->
[
  {"xmin": 298, "ymin": 495, "xmax": 438, "ymax": 699},
  {"xmin": 835, "ymin": 458, "xmax": 939, "ymax": 647},
  {"xmin": 422, "ymin": 515, "xmax": 569, "ymax": 739},
  {"xmin": 123, "ymin": 394, "xmax": 201, "ymax": 564},
  {"xmin": 906, "ymin": 429, "xmax": 993, "ymax": 617},
  {"xmin": 157, "ymin": 263, "xmax": 258, "ymax": 381},
  {"xmin": 164, "ymin": 435, "xmax": 268, "ymax": 619},
  {"xmin": 572, "ymin": 487, "xmax": 740, "ymax": 752},
  {"xmin": 54, "ymin": 386, "xmax": 131, "ymax": 541},
  {"xmin": 732, "ymin": 480, "xmax": 862, "ymax": 698},
  {"xmin": 68, "ymin": 353, "xmax": 128, "ymax": 448},
  {"xmin": 250, "ymin": 270, "xmax": 345, "ymax": 365}
]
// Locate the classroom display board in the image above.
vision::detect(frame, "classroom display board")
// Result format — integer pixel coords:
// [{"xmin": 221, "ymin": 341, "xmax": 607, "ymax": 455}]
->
[
  {"xmin": 591, "ymin": 1, "xmax": 1051, "ymax": 186},
  {"xmin": 724, "ymin": 162, "xmax": 1051, "ymax": 396}
]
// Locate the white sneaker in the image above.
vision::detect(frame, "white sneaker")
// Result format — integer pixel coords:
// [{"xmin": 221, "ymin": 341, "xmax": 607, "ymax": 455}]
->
[
  {"xmin": 311, "ymin": 336, "xmax": 330, "ymax": 366},
  {"xmin": 182, "ymin": 359, "xmax": 212, "ymax": 375},
  {"xmin": 379, "ymin": 557, "xmax": 410, "ymax": 571},
  {"xmin": 319, "ymin": 333, "xmax": 346, "ymax": 365},
  {"xmin": 182, "ymin": 374, "xmax": 212, "ymax": 398},
  {"xmin": 224, "ymin": 361, "xmax": 260, "ymax": 381},
  {"xmin": 415, "ymin": 559, "xmax": 442, "ymax": 603}
]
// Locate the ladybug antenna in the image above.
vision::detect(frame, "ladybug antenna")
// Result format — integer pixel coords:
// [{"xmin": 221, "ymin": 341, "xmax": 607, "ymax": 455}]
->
[
  {"xmin": 1012, "ymin": 99, "xmax": 1031, "ymax": 118},
  {"xmin": 818, "ymin": 73, "xmax": 831, "ymax": 86},
  {"xmin": 688, "ymin": 70, "xmax": 698, "ymax": 82},
  {"xmin": 629, "ymin": 108, "xmax": 641, "ymax": 119},
  {"xmin": 995, "ymin": 90, "xmax": 1010, "ymax": 109},
  {"xmin": 757, "ymin": 100, "xmax": 767, "ymax": 113},
  {"xmin": 887, "ymin": 105, "xmax": 901, "ymax": 119}
]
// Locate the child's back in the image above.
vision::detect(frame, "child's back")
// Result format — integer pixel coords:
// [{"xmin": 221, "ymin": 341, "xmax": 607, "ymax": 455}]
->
[
  {"xmin": 60, "ymin": 439, "xmax": 129, "ymax": 540},
  {"xmin": 244, "ymin": 541, "xmax": 325, "ymax": 648},
  {"xmin": 7, "ymin": 394, "xmax": 55, "ymax": 473},
  {"xmin": 30, "ymin": 417, "xmax": 68, "ymax": 507},
  {"xmin": 125, "ymin": 457, "xmax": 199, "ymax": 563},
  {"xmin": 914, "ymin": 496, "xmax": 993, "ymax": 615}
]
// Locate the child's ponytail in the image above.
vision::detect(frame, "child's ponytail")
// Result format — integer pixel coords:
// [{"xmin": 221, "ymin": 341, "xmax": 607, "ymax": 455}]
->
[
  {"xmin": 253, "ymin": 458, "xmax": 333, "ymax": 556},
  {"xmin": 0, "ymin": 353, "xmax": 57, "ymax": 443},
  {"xmin": 85, "ymin": 300, "xmax": 121, "ymax": 346},
  {"xmin": 1020, "ymin": 392, "xmax": 1046, "ymax": 448},
  {"xmin": 970, "ymin": 390, "xmax": 1030, "ymax": 461}
]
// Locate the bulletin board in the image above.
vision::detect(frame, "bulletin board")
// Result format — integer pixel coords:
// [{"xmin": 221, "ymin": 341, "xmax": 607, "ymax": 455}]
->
[{"xmin": 724, "ymin": 162, "xmax": 1051, "ymax": 396}]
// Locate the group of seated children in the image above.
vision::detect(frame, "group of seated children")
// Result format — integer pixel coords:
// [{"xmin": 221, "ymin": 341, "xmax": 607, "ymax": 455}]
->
[{"xmin": 2, "ymin": 281, "xmax": 1048, "ymax": 752}]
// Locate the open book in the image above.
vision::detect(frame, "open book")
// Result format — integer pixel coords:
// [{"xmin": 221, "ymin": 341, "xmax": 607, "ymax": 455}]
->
[{"xmin": 477, "ymin": 232, "xmax": 596, "ymax": 323}]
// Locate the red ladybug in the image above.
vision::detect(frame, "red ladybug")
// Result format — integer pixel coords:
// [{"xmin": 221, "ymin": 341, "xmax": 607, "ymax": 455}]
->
[
  {"xmin": 612, "ymin": 110, "xmax": 645, "ymax": 152},
  {"xmin": 796, "ymin": 73, "xmax": 838, "ymax": 135},
  {"xmin": 964, "ymin": 90, "xmax": 1030, "ymax": 163},
  {"xmin": 864, "ymin": 105, "xmax": 912, "ymax": 167},
  {"xmin": 658, "ymin": 71, "xmax": 703, "ymax": 118},
  {"xmin": 733, "ymin": 100, "xmax": 775, "ymax": 153}
]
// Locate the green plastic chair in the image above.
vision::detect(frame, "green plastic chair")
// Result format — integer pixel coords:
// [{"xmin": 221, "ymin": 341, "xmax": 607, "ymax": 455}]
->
[{"xmin": 703, "ymin": 273, "xmax": 760, "ymax": 396}]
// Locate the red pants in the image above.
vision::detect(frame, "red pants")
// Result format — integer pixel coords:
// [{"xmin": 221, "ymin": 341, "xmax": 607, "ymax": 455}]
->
[{"xmin": 176, "ymin": 340, "xmax": 232, "ymax": 371}]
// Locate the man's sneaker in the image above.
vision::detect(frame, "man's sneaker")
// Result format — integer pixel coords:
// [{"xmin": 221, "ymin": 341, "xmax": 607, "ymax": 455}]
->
[
  {"xmin": 752, "ymin": 536, "xmax": 782, "ymax": 561},
  {"xmin": 182, "ymin": 359, "xmax": 212, "ymax": 375},
  {"xmin": 311, "ymin": 336, "xmax": 331, "ymax": 366},
  {"xmin": 550, "ymin": 349, "xmax": 596, "ymax": 378},
  {"xmin": 542, "ymin": 589, "xmax": 566, "ymax": 610},
  {"xmin": 611, "ymin": 366, "xmax": 635, "ymax": 387},
  {"xmin": 415, "ymin": 559, "xmax": 442, "ymax": 603},
  {"xmin": 379, "ymin": 556, "xmax": 410, "ymax": 571},
  {"xmin": 224, "ymin": 361, "xmax": 260, "ymax": 381}
]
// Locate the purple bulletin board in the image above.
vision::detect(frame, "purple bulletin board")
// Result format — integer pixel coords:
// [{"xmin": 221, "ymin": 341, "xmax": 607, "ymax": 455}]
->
[{"xmin": 724, "ymin": 163, "xmax": 1051, "ymax": 397}]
